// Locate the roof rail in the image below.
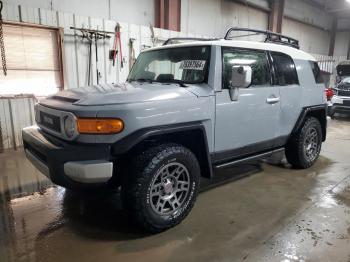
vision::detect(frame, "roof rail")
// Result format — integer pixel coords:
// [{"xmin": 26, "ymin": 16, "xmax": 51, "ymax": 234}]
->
[
  {"xmin": 224, "ymin": 27, "xmax": 300, "ymax": 49},
  {"xmin": 162, "ymin": 37, "xmax": 217, "ymax": 46}
]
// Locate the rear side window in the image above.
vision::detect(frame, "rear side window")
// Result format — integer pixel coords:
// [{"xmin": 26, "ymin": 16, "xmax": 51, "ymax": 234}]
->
[
  {"xmin": 222, "ymin": 48, "xmax": 271, "ymax": 89},
  {"xmin": 309, "ymin": 61, "xmax": 324, "ymax": 84},
  {"xmin": 271, "ymin": 52, "xmax": 299, "ymax": 85}
]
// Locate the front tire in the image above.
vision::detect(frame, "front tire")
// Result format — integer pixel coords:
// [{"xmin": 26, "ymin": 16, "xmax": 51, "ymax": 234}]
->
[
  {"xmin": 285, "ymin": 117, "xmax": 322, "ymax": 169},
  {"xmin": 122, "ymin": 143, "xmax": 200, "ymax": 233}
]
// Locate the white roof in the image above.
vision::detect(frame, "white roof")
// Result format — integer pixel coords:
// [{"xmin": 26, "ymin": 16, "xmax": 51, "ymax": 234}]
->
[{"xmin": 145, "ymin": 39, "xmax": 316, "ymax": 61}]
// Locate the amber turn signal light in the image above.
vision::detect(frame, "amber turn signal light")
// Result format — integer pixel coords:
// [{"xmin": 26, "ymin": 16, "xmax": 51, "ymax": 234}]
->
[{"xmin": 77, "ymin": 118, "xmax": 124, "ymax": 134}]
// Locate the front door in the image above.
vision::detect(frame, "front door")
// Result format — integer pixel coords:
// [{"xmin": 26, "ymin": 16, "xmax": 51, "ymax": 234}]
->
[{"xmin": 214, "ymin": 47, "xmax": 281, "ymax": 163}]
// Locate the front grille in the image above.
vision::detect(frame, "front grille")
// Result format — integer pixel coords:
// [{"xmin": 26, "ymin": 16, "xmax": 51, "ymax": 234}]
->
[
  {"xmin": 40, "ymin": 111, "xmax": 61, "ymax": 132},
  {"xmin": 335, "ymin": 89, "xmax": 350, "ymax": 97}
]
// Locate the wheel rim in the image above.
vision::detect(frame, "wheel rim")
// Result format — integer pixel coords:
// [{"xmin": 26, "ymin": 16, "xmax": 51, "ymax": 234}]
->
[
  {"xmin": 149, "ymin": 162, "xmax": 190, "ymax": 216},
  {"xmin": 304, "ymin": 127, "xmax": 319, "ymax": 162}
]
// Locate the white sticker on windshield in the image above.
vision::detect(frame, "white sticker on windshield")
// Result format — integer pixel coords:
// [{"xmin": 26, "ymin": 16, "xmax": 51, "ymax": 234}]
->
[{"xmin": 180, "ymin": 60, "xmax": 206, "ymax": 70}]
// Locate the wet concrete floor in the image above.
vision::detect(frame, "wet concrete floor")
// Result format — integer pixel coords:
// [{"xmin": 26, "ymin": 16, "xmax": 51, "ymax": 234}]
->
[{"xmin": 1, "ymin": 117, "xmax": 350, "ymax": 262}]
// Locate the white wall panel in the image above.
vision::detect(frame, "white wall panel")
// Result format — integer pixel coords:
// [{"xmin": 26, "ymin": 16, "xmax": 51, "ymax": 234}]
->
[
  {"xmin": 3, "ymin": 0, "xmax": 154, "ymax": 26},
  {"xmin": 20, "ymin": 6, "xmax": 40, "ymax": 24},
  {"xmin": 282, "ymin": 18, "xmax": 330, "ymax": 55},
  {"xmin": 284, "ymin": 0, "xmax": 332, "ymax": 30},
  {"xmin": 0, "ymin": 97, "xmax": 36, "ymax": 150},
  {"xmin": 334, "ymin": 32, "xmax": 350, "ymax": 57},
  {"xmin": 181, "ymin": 0, "xmax": 268, "ymax": 38}
]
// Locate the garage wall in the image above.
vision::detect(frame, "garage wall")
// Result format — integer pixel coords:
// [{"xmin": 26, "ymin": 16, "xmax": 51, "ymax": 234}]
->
[
  {"xmin": 180, "ymin": 0, "xmax": 335, "ymax": 56},
  {"xmin": 282, "ymin": 18, "xmax": 331, "ymax": 55},
  {"xmin": 2, "ymin": 0, "xmax": 155, "ymax": 26},
  {"xmin": 334, "ymin": 32, "xmax": 350, "ymax": 57},
  {"xmin": 284, "ymin": 0, "xmax": 332, "ymax": 30},
  {"xmin": 0, "ymin": 96, "xmax": 36, "ymax": 151},
  {"xmin": 181, "ymin": 0, "xmax": 269, "ymax": 37}
]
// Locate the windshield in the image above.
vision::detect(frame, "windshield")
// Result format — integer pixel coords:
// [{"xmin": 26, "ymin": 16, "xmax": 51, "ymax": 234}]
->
[
  {"xmin": 342, "ymin": 77, "xmax": 350, "ymax": 84},
  {"xmin": 337, "ymin": 65, "xmax": 350, "ymax": 77},
  {"xmin": 127, "ymin": 46, "xmax": 210, "ymax": 85}
]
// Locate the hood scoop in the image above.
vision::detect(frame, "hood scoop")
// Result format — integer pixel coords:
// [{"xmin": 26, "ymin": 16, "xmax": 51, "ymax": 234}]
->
[{"xmin": 50, "ymin": 95, "xmax": 80, "ymax": 103}]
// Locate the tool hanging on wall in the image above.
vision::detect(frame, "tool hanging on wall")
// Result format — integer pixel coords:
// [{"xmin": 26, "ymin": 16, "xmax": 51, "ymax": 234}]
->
[
  {"xmin": 149, "ymin": 23, "xmax": 156, "ymax": 47},
  {"xmin": 110, "ymin": 23, "xmax": 123, "ymax": 68},
  {"xmin": 129, "ymin": 38, "xmax": 136, "ymax": 71},
  {"xmin": 0, "ymin": 0, "xmax": 7, "ymax": 76},
  {"xmin": 70, "ymin": 26, "xmax": 113, "ymax": 85}
]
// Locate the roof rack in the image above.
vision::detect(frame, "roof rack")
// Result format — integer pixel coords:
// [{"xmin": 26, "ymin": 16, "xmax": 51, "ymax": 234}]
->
[
  {"xmin": 224, "ymin": 27, "xmax": 300, "ymax": 49},
  {"xmin": 163, "ymin": 37, "xmax": 217, "ymax": 46}
]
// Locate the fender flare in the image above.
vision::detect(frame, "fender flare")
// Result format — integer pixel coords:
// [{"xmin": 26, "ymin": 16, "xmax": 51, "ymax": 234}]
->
[
  {"xmin": 112, "ymin": 121, "xmax": 213, "ymax": 178},
  {"xmin": 291, "ymin": 104, "xmax": 327, "ymax": 141}
]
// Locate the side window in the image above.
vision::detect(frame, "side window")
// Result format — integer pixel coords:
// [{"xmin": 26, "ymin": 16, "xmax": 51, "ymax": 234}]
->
[
  {"xmin": 222, "ymin": 48, "xmax": 271, "ymax": 89},
  {"xmin": 309, "ymin": 61, "xmax": 324, "ymax": 84},
  {"xmin": 271, "ymin": 52, "xmax": 299, "ymax": 85}
]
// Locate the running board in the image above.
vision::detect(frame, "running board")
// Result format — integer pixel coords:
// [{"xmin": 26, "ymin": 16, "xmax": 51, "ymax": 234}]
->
[{"xmin": 214, "ymin": 148, "xmax": 285, "ymax": 169}]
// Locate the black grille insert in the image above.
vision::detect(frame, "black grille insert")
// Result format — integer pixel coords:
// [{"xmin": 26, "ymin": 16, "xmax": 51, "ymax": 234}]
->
[{"xmin": 40, "ymin": 112, "xmax": 61, "ymax": 132}]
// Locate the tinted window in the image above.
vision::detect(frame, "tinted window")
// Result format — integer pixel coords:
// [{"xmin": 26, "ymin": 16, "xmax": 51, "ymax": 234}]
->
[
  {"xmin": 309, "ymin": 61, "xmax": 324, "ymax": 84},
  {"xmin": 337, "ymin": 64, "xmax": 350, "ymax": 77},
  {"xmin": 271, "ymin": 52, "xmax": 299, "ymax": 85},
  {"xmin": 222, "ymin": 48, "xmax": 270, "ymax": 89}
]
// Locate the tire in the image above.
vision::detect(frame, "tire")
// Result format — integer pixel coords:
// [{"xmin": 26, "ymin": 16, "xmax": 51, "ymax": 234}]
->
[
  {"xmin": 122, "ymin": 143, "xmax": 200, "ymax": 233},
  {"xmin": 285, "ymin": 117, "xmax": 322, "ymax": 169}
]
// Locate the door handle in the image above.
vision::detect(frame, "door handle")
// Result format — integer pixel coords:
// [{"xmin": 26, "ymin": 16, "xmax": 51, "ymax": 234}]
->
[{"xmin": 266, "ymin": 96, "xmax": 280, "ymax": 104}]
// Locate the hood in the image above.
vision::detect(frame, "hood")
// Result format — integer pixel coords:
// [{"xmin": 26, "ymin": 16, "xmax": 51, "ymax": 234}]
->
[{"xmin": 47, "ymin": 82, "xmax": 199, "ymax": 106}]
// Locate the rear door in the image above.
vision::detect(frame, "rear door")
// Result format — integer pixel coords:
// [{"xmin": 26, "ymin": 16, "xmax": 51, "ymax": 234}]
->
[
  {"xmin": 214, "ymin": 47, "xmax": 281, "ymax": 162},
  {"xmin": 270, "ymin": 52, "xmax": 302, "ymax": 141}
]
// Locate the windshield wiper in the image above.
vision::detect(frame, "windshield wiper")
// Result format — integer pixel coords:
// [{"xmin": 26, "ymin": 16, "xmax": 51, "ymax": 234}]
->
[
  {"xmin": 129, "ymin": 78, "xmax": 189, "ymax": 87},
  {"xmin": 157, "ymin": 79, "xmax": 188, "ymax": 87},
  {"xmin": 128, "ymin": 78, "xmax": 153, "ymax": 83}
]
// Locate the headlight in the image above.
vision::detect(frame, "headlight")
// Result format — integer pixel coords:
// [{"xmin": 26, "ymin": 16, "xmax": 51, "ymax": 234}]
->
[{"xmin": 64, "ymin": 115, "xmax": 76, "ymax": 138}]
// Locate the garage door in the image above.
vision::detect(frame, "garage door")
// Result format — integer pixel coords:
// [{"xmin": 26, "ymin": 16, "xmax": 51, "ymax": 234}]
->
[{"xmin": 0, "ymin": 23, "xmax": 63, "ymax": 96}]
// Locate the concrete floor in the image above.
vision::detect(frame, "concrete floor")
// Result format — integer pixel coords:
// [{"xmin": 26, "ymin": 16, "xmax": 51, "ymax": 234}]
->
[{"xmin": 1, "ymin": 117, "xmax": 350, "ymax": 262}]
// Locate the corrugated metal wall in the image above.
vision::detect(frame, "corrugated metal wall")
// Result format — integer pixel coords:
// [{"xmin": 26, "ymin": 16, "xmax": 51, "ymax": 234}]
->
[{"xmin": 0, "ymin": 96, "xmax": 36, "ymax": 151}]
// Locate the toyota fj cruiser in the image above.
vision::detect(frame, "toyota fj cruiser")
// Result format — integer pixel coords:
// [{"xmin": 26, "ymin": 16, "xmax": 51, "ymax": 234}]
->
[{"xmin": 22, "ymin": 28, "xmax": 327, "ymax": 233}]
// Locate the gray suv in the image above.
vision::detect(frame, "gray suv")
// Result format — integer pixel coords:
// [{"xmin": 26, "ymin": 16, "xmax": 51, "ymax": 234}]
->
[{"xmin": 22, "ymin": 28, "xmax": 327, "ymax": 232}]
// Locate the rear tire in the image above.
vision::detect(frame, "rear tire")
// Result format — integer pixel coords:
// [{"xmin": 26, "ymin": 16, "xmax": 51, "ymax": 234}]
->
[
  {"xmin": 122, "ymin": 143, "xmax": 200, "ymax": 233},
  {"xmin": 285, "ymin": 117, "xmax": 322, "ymax": 169}
]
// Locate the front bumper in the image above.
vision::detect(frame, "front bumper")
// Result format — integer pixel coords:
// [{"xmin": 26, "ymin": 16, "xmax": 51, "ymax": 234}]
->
[
  {"xmin": 22, "ymin": 126, "xmax": 113, "ymax": 188},
  {"xmin": 328, "ymin": 96, "xmax": 350, "ymax": 114}
]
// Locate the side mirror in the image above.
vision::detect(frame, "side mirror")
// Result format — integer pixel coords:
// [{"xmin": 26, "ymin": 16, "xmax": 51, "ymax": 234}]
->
[{"xmin": 229, "ymin": 65, "xmax": 252, "ymax": 101}]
